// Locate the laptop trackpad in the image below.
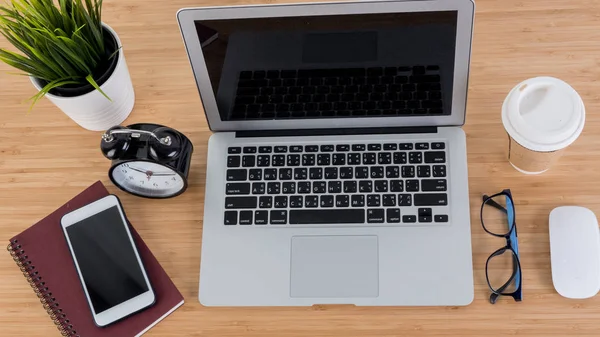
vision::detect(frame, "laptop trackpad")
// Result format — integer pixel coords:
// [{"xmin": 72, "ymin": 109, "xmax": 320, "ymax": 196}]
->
[{"xmin": 290, "ymin": 236, "xmax": 379, "ymax": 298}]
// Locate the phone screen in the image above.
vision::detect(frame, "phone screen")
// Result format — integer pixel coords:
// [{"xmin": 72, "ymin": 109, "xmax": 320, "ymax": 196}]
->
[{"xmin": 66, "ymin": 206, "xmax": 149, "ymax": 314}]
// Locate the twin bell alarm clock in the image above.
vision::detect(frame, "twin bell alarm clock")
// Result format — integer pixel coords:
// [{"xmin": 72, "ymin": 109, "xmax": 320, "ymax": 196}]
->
[{"xmin": 100, "ymin": 123, "xmax": 193, "ymax": 198}]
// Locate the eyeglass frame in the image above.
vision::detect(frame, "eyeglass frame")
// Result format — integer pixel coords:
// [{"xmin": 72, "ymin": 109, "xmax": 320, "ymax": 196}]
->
[{"xmin": 480, "ymin": 189, "xmax": 523, "ymax": 304}]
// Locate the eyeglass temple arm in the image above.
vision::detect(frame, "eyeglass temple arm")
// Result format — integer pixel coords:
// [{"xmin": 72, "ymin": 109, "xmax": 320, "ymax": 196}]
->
[{"xmin": 482, "ymin": 194, "xmax": 508, "ymax": 214}]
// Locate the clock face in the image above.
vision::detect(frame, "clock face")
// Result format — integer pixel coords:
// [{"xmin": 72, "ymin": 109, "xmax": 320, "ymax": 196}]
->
[{"xmin": 111, "ymin": 161, "xmax": 185, "ymax": 198}]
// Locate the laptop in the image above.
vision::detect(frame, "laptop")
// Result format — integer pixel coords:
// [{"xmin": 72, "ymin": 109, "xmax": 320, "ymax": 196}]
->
[{"xmin": 177, "ymin": 0, "xmax": 475, "ymax": 306}]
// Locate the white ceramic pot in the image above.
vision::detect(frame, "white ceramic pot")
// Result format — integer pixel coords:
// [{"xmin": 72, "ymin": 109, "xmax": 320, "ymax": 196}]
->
[{"xmin": 31, "ymin": 23, "xmax": 135, "ymax": 131}]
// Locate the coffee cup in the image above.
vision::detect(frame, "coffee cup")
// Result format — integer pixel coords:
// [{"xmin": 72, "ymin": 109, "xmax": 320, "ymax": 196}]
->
[{"xmin": 501, "ymin": 77, "xmax": 585, "ymax": 174}]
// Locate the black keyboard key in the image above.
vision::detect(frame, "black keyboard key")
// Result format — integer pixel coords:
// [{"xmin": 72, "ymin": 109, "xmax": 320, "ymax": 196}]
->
[
  {"xmin": 421, "ymin": 179, "xmax": 447, "ymax": 192},
  {"xmin": 282, "ymin": 182, "xmax": 296, "ymax": 194},
  {"xmin": 226, "ymin": 183, "xmax": 251, "ymax": 195},
  {"xmin": 352, "ymin": 144, "xmax": 366, "ymax": 151},
  {"xmin": 270, "ymin": 210, "xmax": 288, "ymax": 225},
  {"xmin": 356, "ymin": 167, "xmax": 369, "ymax": 179},
  {"xmin": 399, "ymin": 143, "xmax": 413, "ymax": 150},
  {"xmin": 259, "ymin": 196, "xmax": 273, "ymax": 208},
  {"xmin": 390, "ymin": 180, "xmax": 404, "ymax": 192},
  {"xmin": 374, "ymin": 180, "xmax": 388, "ymax": 192},
  {"xmin": 383, "ymin": 143, "xmax": 397, "ymax": 151},
  {"xmin": 417, "ymin": 165, "xmax": 431, "ymax": 178},
  {"xmin": 368, "ymin": 144, "xmax": 382, "ymax": 151},
  {"xmin": 255, "ymin": 211, "xmax": 268, "ymax": 225},
  {"xmin": 305, "ymin": 145, "xmax": 319, "ymax": 152},
  {"xmin": 433, "ymin": 165, "xmax": 447, "ymax": 177},
  {"xmin": 239, "ymin": 211, "xmax": 253, "ymax": 225},
  {"xmin": 239, "ymin": 71, "xmax": 252, "ymax": 79},
  {"xmin": 328, "ymin": 181, "xmax": 342, "ymax": 193},
  {"xmin": 274, "ymin": 146, "xmax": 288, "ymax": 153},
  {"xmin": 267, "ymin": 182, "xmax": 281, "ymax": 194},
  {"xmin": 257, "ymin": 155, "xmax": 270, "ymax": 167},
  {"xmin": 290, "ymin": 209, "xmax": 365, "ymax": 224},
  {"xmin": 313, "ymin": 181, "xmax": 327, "ymax": 193},
  {"xmin": 378, "ymin": 152, "xmax": 392, "ymax": 165},
  {"xmin": 406, "ymin": 179, "xmax": 419, "ymax": 192},
  {"xmin": 289, "ymin": 145, "xmax": 303, "ymax": 153},
  {"xmin": 317, "ymin": 154, "xmax": 331, "ymax": 166},
  {"xmin": 272, "ymin": 155, "xmax": 286, "ymax": 166},
  {"xmin": 419, "ymin": 215, "xmax": 432, "ymax": 223},
  {"xmin": 415, "ymin": 143, "xmax": 429, "ymax": 150},
  {"xmin": 287, "ymin": 154, "xmax": 301, "ymax": 166},
  {"xmin": 414, "ymin": 193, "xmax": 448, "ymax": 206},
  {"xmin": 298, "ymin": 182, "xmax": 311, "ymax": 194},
  {"xmin": 402, "ymin": 166, "xmax": 415, "ymax": 178},
  {"xmin": 367, "ymin": 195, "xmax": 381, "ymax": 207},
  {"xmin": 264, "ymin": 168, "xmax": 277, "ymax": 180},
  {"xmin": 252, "ymin": 182, "xmax": 265, "ymax": 194},
  {"xmin": 290, "ymin": 196, "xmax": 303, "ymax": 208},
  {"xmin": 383, "ymin": 194, "xmax": 396, "ymax": 207},
  {"xmin": 259, "ymin": 146, "xmax": 272, "ymax": 153},
  {"xmin": 324, "ymin": 167, "xmax": 338, "ymax": 179},
  {"xmin": 335, "ymin": 195, "xmax": 350, "ymax": 207},
  {"xmin": 347, "ymin": 153, "xmax": 361, "ymax": 165},
  {"xmin": 403, "ymin": 215, "xmax": 417, "ymax": 223},
  {"xmin": 225, "ymin": 196, "xmax": 257, "ymax": 209},
  {"xmin": 432, "ymin": 142, "xmax": 445, "ymax": 150},
  {"xmin": 435, "ymin": 214, "xmax": 449, "ymax": 223},
  {"xmin": 242, "ymin": 155, "xmax": 256, "ymax": 167},
  {"xmin": 294, "ymin": 168, "xmax": 308, "ymax": 180},
  {"xmin": 309, "ymin": 167, "xmax": 323, "ymax": 179},
  {"xmin": 409, "ymin": 152, "xmax": 422, "ymax": 164},
  {"xmin": 227, "ymin": 169, "xmax": 247, "ymax": 181},
  {"xmin": 320, "ymin": 195, "xmax": 334, "ymax": 208},
  {"xmin": 425, "ymin": 151, "xmax": 446, "ymax": 163},
  {"xmin": 224, "ymin": 211, "xmax": 237, "ymax": 225},
  {"xmin": 332, "ymin": 153, "xmax": 346, "ymax": 166},
  {"xmin": 228, "ymin": 147, "xmax": 242, "ymax": 154},
  {"xmin": 336, "ymin": 144, "xmax": 350, "ymax": 152},
  {"xmin": 344, "ymin": 181, "xmax": 357, "ymax": 193},
  {"xmin": 227, "ymin": 156, "xmax": 241, "ymax": 168},
  {"xmin": 320, "ymin": 145, "xmax": 335, "ymax": 152},
  {"xmin": 305, "ymin": 195, "xmax": 319, "ymax": 208},
  {"xmin": 385, "ymin": 166, "xmax": 400, "ymax": 178},
  {"xmin": 243, "ymin": 147, "xmax": 257, "ymax": 154},
  {"xmin": 398, "ymin": 194, "xmax": 412, "ymax": 206},
  {"xmin": 418, "ymin": 208, "xmax": 432, "ymax": 216},
  {"xmin": 274, "ymin": 196, "xmax": 288, "ymax": 208},
  {"xmin": 351, "ymin": 194, "xmax": 365, "ymax": 207},
  {"xmin": 359, "ymin": 180, "xmax": 373, "ymax": 193},
  {"xmin": 339, "ymin": 167, "xmax": 353, "ymax": 179},
  {"xmin": 370, "ymin": 166, "xmax": 384, "ymax": 179},
  {"xmin": 279, "ymin": 168, "xmax": 293, "ymax": 180},
  {"xmin": 387, "ymin": 208, "xmax": 401, "ymax": 223},
  {"xmin": 302, "ymin": 154, "xmax": 316, "ymax": 166},
  {"xmin": 363, "ymin": 153, "xmax": 376, "ymax": 165},
  {"xmin": 367, "ymin": 209, "xmax": 385, "ymax": 223},
  {"xmin": 393, "ymin": 152, "xmax": 407, "ymax": 164}
]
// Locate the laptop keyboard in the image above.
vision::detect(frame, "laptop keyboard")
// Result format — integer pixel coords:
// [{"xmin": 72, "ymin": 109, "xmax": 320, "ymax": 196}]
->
[
  {"xmin": 224, "ymin": 142, "xmax": 449, "ymax": 226},
  {"xmin": 231, "ymin": 66, "xmax": 443, "ymax": 120}
]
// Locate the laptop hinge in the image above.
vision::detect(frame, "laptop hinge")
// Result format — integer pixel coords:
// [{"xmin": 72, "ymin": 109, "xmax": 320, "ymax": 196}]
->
[{"xmin": 236, "ymin": 126, "xmax": 437, "ymax": 138}]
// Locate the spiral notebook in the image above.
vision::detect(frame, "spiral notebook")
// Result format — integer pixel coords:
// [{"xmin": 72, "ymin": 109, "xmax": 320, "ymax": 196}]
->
[{"xmin": 7, "ymin": 181, "xmax": 184, "ymax": 337}]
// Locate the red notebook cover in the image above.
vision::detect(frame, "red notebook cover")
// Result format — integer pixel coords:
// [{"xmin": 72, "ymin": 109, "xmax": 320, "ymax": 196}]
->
[{"xmin": 7, "ymin": 181, "xmax": 184, "ymax": 337}]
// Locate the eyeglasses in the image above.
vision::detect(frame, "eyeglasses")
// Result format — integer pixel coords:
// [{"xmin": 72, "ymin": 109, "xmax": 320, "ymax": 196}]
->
[{"xmin": 480, "ymin": 189, "xmax": 522, "ymax": 304}]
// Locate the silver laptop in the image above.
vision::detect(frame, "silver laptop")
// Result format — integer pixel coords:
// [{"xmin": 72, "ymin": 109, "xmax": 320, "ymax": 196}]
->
[{"xmin": 178, "ymin": 0, "xmax": 475, "ymax": 306}]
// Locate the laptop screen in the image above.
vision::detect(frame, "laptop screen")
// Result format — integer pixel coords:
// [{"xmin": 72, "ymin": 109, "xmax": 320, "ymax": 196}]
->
[{"xmin": 194, "ymin": 11, "xmax": 458, "ymax": 122}]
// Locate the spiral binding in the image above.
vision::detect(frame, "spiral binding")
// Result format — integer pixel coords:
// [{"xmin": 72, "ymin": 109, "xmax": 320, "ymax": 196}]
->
[{"xmin": 7, "ymin": 240, "xmax": 78, "ymax": 337}]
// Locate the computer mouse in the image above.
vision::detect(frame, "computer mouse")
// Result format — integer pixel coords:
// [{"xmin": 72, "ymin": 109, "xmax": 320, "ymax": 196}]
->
[{"xmin": 549, "ymin": 206, "xmax": 600, "ymax": 299}]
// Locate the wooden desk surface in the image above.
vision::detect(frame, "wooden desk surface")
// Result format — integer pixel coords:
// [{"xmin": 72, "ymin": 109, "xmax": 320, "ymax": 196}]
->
[{"xmin": 1, "ymin": 0, "xmax": 600, "ymax": 335}]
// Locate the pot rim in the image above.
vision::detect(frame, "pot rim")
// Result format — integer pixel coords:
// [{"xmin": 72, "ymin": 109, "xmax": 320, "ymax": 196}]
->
[{"xmin": 30, "ymin": 22, "xmax": 125, "ymax": 101}]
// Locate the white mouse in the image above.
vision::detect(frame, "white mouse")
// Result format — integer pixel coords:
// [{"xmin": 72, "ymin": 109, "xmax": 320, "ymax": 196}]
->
[{"xmin": 549, "ymin": 206, "xmax": 600, "ymax": 299}]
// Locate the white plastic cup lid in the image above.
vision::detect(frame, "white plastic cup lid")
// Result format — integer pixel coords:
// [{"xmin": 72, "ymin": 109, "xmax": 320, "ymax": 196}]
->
[{"xmin": 502, "ymin": 77, "xmax": 585, "ymax": 152}]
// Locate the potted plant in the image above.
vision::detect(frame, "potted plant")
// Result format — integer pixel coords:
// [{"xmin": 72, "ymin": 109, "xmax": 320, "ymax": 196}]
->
[{"xmin": 0, "ymin": 0, "xmax": 135, "ymax": 131}]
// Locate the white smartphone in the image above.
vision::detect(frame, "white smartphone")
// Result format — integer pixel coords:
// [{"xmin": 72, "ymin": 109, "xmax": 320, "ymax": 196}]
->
[{"xmin": 61, "ymin": 195, "xmax": 155, "ymax": 327}]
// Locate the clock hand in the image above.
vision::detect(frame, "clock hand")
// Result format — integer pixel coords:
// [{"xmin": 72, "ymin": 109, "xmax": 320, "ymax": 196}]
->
[
  {"xmin": 151, "ymin": 172, "xmax": 176, "ymax": 176},
  {"xmin": 127, "ymin": 166, "xmax": 147, "ymax": 174}
]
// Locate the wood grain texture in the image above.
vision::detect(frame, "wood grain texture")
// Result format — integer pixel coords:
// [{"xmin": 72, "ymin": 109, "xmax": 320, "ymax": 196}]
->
[{"xmin": 2, "ymin": 0, "xmax": 600, "ymax": 335}]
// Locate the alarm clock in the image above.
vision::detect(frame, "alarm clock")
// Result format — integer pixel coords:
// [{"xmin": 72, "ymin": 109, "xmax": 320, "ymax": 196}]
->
[{"xmin": 100, "ymin": 123, "xmax": 193, "ymax": 198}]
